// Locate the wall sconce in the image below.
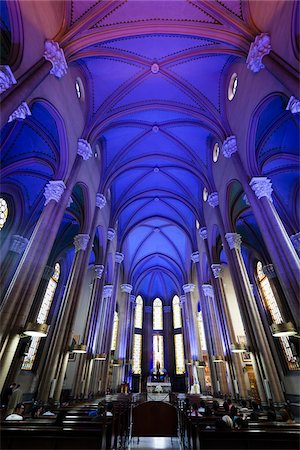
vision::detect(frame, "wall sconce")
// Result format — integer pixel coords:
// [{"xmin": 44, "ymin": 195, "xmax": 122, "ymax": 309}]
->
[
  {"xmin": 23, "ymin": 322, "xmax": 49, "ymax": 337},
  {"xmin": 271, "ymin": 322, "xmax": 297, "ymax": 337}
]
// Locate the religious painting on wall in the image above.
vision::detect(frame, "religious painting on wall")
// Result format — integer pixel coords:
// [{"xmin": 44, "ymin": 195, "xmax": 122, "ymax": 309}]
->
[
  {"xmin": 237, "ymin": 335, "xmax": 251, "ymax": 362},
  {"xmin": 68, "ymin": 335, "xmax": 80, "ymax": 361}
]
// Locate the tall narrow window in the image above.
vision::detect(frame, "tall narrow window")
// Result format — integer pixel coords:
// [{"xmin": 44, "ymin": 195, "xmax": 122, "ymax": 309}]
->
[
  {"xmin": 0, "ymin": 198, "xmax": 8, "ymax": 230},
  {"xmin": 153, "ymin": 335, "xmax": 164, "ymax": 369},
  {"xmin": 197, "ymin": 311, "xmax": 207, "ymax": 351},
  {"xmin": 134, "ymin": 295, "xmax": 143, "ymax": 329},
  {"xmin": 153, "ymin": 298, "xmax": 163, "ymax": 330},
  {"xmin": 257, "ymin": 261, "xmax": 299, "ymax": 370},
  {"xmin": 111, "ymin": 311, "xmax": 119, "ymax": 351},
  {"xmin": 132, "ymin": 334, "xmax": 142, "ymax": 374},
  {"xmin": 172, "ymin": 295, "xmax": 182, "ymax": 329},
  {"xmin": 174, "ymin": 334, "xmax": 185, "ymax": 374},
  {"xmin": 22, "ymin": 263, "xmax": 60, "ymax": 370}
]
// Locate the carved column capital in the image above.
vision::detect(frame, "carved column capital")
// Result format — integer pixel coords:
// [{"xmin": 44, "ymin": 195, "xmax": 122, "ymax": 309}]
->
[
  {"xmin": 96, "ymin": 194, "xmax": 106, "ymax": 209},
  {"xmin": 0, "ymin": 65, "xmax": 17, "ymax": 94},
  {"xmin": 202, "ymin": 283, "xmax": 214, "ymax": 298},
  {"xmin": 191, "ymin": 251, "xmax": 200, "ymax": 263},
  {"xmin": 208, "ymin": 192, "xmax": 219, "ymax": 208},
  {"xmin": 121, "ymin": 284, "xmax": 133, "ymax": 294},
  {"xmin": 225, "ymin": 232, "xmax": 242, "ymax": 251},
  {"xmin": 183, "ymin": 283, "xmax": 195, "ymax": 294},
  {"xmin": 250, "ymin": 177, "xmax": 273, "ymax": 202},
  {"xmin": 8, "ymin": 102, "xmax": 31, "ymax": 122},
  {"xmin": 263, "ymin": 264, "xmax": 276, "ymax": 279},
  {"xmin": 74, "ymin": 234, "xmax": 90, "ymax": 252},
  {"xmin": 44, "ymin": 180, "xmax": 66, "ymax": 205},
  {"xmin": 286, "ymin": 96, "xmax": 300, "ymax": 114},
  {"xmin": 222, "ymin": 135, "xmax": 237, "ymax": 158},
  {"xmin": 130, "ymin": 295, "xmax": 136, "ymax": 304},
  {"xmin": 44, "ymin": 40, "xmax": 67, "ymax": 78},
  {"xmin": 10, "ymin": 235, "xmax": 28, "ymax": 254},
  {"xmin": 246, "ymin": 33, "xmax": 271, "ymax": 73},
  {"xmin": 115, "ymin": 252, "xmax": 124, "ymax": 264},
  {"xmin": 180, "ymin": 295, "xmax": 186, "ymax": 306},
  {"xmin": 77, "ymin": 139, "xmax": 92, "ymax": 160},
  {"xmin": 199, "ymin": 227, "xmax": 207, "ymax": 240},
  {"xmin": 94, "ymin": 264, "xmax": 104, "ymax": 279},
  {"xmin": 103, "ymin": 284, "xmax": 113, "ymax": 298},
  {"xmin": 211, "ymin": 264, "xmax": 223, "ymax": 279},
  {"xmin": 107, "ymin": 228, "xmax": 115, "ymax": 241},
  {"xmin": 42, "ymin": 265, "xmax": 55, "ymax": 280},
  {"xmin": 290, "ymin": 233, "xmax": 300, "ymax": 253}
]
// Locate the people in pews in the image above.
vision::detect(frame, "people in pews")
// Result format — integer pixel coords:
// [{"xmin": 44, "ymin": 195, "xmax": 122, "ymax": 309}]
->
[{"xmin": 5, "ymin": 403, "xmax": 25, "ymax": 421}]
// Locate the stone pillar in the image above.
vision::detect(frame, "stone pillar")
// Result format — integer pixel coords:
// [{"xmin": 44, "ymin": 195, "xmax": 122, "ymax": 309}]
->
[
  {"xmin": 142, "ymin": 305, "xmax": 152, "ymax": 390},
  {"xmin": 290, "ymin": 232, "xmax": 300, "ymax": 257},
  {"xmin": 0, "ymin": 235, "xmax": 29, "ymax": 304},
  {"xmin": 179, "ymin": 294, "xmax": 193, "ymax": 389},
  {"xmin": 124, "ymin": 295, "xmax": 136, "ymax": 384},
  {"xmin": 225, "ymin": 232, "xmax": 285, "ymax": 403},
  {"xmin": 163, "ymin": 305, "xmax": 175, "ymax": 378},
  {"xmin": 222, "ymin": 137, "xmax": 300, "ymax": 328},
  {"xmin": 1, "ymin": 40, "xmax": 67, "ymax": 127}
]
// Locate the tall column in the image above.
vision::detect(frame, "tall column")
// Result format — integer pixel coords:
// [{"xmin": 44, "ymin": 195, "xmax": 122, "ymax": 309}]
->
[
  {"xmin": 124, "ymin": 295, "xmax": 136, "ymax": 384},
  {"xmin": 179, "ymin": 294, "xmax": 193, "ymax": 389},
  {"xmin": 142, "ymin": 306, "xmax": 152, "ymax": 391},
  {"xmin": 290, "ymin": 232, "xmax": 300, "ymax": 257},
  {"xmin": 225, "ymin": 232, "xmax": 285, "ymax": 403},
  {"xmin": 0, "ymin": 40, "xmax": 67, "ymax": 127},
  {"xmin": 163, "ymin": 305, "xmax": 175, "ymax": 378},
  {"xmin": 222, "ymin": 137, "xmax": 300, "ymax": 328}
]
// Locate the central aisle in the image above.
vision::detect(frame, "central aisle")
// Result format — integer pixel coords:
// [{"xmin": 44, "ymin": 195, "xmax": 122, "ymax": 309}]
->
[{"xmin": 129, "ymin": 437, "xmax": 181, "ymax": 449}]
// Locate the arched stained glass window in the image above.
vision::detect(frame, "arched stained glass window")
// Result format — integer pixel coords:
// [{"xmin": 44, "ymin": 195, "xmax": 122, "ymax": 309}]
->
[
  {"xmin": 174, "ymin": 334, "xmax": 185, "ymax": 374},
  {"xmin": 111, "ymin": 311, "xmax": 119, "ymax": 351},
  {"xmin": 0, "ymin": 198, "xmax": 8, "ymax": 230},
  {"xmin": 134, "ymin": 295, "xmax": 143, "ymax": 329},
  {"xmin": 257, "ymin": 261, "xmax": 299, "ymax": 370},
  {"xmin": 197, "ymin": 311, "xmax": 207, "ymax": 351},
  {"xmin": 22, "ymin": 263, "xmax": 60, "ymax": 370},
  {"xmin": 153, "ymin": 334, "xmax": 164, "ymax": 369},
  {"xmin": 172, "ymin": 295, "xmax": 182, "ymax": 329},
  {"xmin": 153, "ymin": 298, "xmax": 163, "ymax": 330},
  {"xmin": 132, "ymin": 333, "xmax": 142, "ymax": 374}
]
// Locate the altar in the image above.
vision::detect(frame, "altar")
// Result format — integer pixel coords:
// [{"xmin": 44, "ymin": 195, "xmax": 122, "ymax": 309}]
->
[{"xmin": 146, "ymin": 381, "xmax": 172, "ymax": 393}]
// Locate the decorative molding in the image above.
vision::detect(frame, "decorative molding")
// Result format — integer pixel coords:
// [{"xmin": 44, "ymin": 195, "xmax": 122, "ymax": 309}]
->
[
  {"xmin": 202, "ymin": 284, "xmax": 214, "ymax": 298},
  {"xmin": 199, "ymin": 227, "xmax": 207, "ymax": 240},
  {"xmin": 44, "ymin": 180, "xmax": 66, "ymax": 206},
  {"xmin": 130, "ymin": 294, "xmax": 136, "ymax": 304},
  {"xmin": 163, "ymin": 306, "xmax": 171, "ymax": 313},
  {"xmin": 10, "ymin": 235, "xmax": 28, "ymax": 254},
  {"xmin": 107, "ymin": 228, "xmax": 115, "ymax": 241},
  {"xmin": 225, "ymin": 233, "xmax": 242, "ymax": 251},
  {"xmin": 222, "ymin": 136, "xmax": 237, "ymax": 158},
  {"xmin": 103, "ymin": 284, "xmax": 113, "ymax": 298},
  {"xmin": 191, "ymin": 251, "xmax": 200, "ymax": 263},
  {"xmin": 115, "ymin": 252, "xmax": 124, "ymax": 264},
  {"xmin": 211, "ymin": 264, "xmax": 223, "ymax": 279},
  {"xmin": 74, "ymin": 234, "xmax": 90, "ymax": 252},
  {"xmin": 0, "ymin": 65, "xmax": 17, "ymax": 94},
  {"xmin": 286, "ymin": 96, "xmax": 300, "ymax": 114},
  {"xmin": 263, "ymin": 264, "xmax": 276, "ymax": 279},
  {"xmin": 179, "ymin": 295, "xmax": 186, "ymax": 306},
  {"xmin": 290, "ymin": 233, "xmax": 300, "ymax": 253},
  {"xmin": 8, "ymin": 102, "xmax": 31, "ymax": 122},
  {"xmin": 43, "ymin": 40, "xmax": 67, "ymax": 78},
  {"xmin": 94, "ymin": 264, "xmax": 104, "ymax": 279},
  {"xmin": 96, "ymin": 194, "xmax": 106, "ymax": 209},
  {"xmin": 152, "ymin": 125, "xmax": 159, "ymax": 133},
  {"xmin": 121, "ymin": 284, "xmax": 133, "ymax": 294},
  {"xmin": 77, "ymin": 139, "xmax": 92, "ymax": 160},
  {"xmin": 183, "ymin": 283, "xmax": 195, "ymax": 294},
  {"xmin": 246, "ymin": 33, "xmax": 271, "ymax": 73},
  {"xmin": 250, "ymin": 177, "xmax": 273, "ymax": 202},
  {"xmin": 151, "ymin": 63, "xmax": 159, "ymax": 73},
  {"xmin": 208, "ymin": 192, "xmax": 219, "ymax": 208}
]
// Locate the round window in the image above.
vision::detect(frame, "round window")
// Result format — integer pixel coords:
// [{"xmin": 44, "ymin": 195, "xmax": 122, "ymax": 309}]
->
[
  {"xmin": 213, "ymin": 143, "xmax": 220, "ymax": 162},
  {"xmin": 228, "ymin": 73, "xmax": 238, "ymax": 101}
]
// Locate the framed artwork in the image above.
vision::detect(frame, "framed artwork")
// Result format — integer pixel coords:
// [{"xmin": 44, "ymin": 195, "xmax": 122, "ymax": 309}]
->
[
  {"xmin": 237, "ymin": 335, "xmax": 251, "ymax": 362},
  {"xmin": 68, "ymin": 335, "xmax": 80, "ymax": 361}
]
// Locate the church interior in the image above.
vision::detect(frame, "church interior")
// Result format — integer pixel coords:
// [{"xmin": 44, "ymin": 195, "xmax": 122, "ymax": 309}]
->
[{"xmin": 0, "ymin": 0, "xmax": 299, "ymax": 449}]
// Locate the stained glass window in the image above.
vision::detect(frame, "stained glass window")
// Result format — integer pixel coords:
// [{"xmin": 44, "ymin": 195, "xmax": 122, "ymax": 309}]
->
[
  {"xmin": 22, "ymin": 263, "xmax": 60, "ymax": 370},
  {"xmin": 257, "ymin": 261, "xmax": 299, "ymax": 371},
  {"xmin": 153, "ymin": 298, "xmax": 163, "ymax": 330},
  {"xmin": 197, "ymin": 311, "xmax": 207, "ymax": 351},
  {"xmin": 0, "ymin": 198, "xmax": 8, "ymax": 230},
  {"xmin": 134, "ymin": 295, "xmax": 143, "ymax": 329},
  {"xmin": 174, "ymin": 333, "xmax": 185, "ymax": 374},
  {"xmin": 132, "ymin": 333, "xmax": 142, "ymax": 374},
  {"xmin": 172, "ymin": 295, "xmax": 182, "ymax": 329},
  {"xmin": 153, "ymin": 335, "xmax": 164, "ymax": 369},
  {"xmin": 111, "ymin": 311, "xmax": 119, "ymax": 351}
]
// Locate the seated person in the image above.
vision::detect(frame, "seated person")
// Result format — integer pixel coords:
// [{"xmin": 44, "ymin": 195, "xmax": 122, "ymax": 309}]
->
[
  {"xmin": 198, "ymin": 400, "xmax": 206, "ymax": 413},
  {"xmin": 212, "ymin": 400, "xmax": 220, "ymax": 414},
  {"xmin": 42, "ymin": 405, "xmax": 56, "ymax": 416},
  {"xmin": 106, "ymin": 402, "xmax": 113, "ymax": 417},
  {"xmin": 5, "ymin": 403, "xmax": 25, "ymax": 421},
  {"xmin": 234, "ymin": 416, "xmax": 248, "ymax": 429},
  {"xmin": 92, "ymin": 404, "xmax": 105, "ymax": 421},
  {"xmin": 190, "ymin": 403, "xmax": 202, "ymax": 417},
  {"xmin": 222, "ymin": 414, "xmax": 234, "ymax": 429},
  {"xmin": 31, "ymin": 404, "xmax": 43, "ymax": 418},
  {"xmin": 239, "ymin": 399, "xmax": 249, "ymax": 414}
]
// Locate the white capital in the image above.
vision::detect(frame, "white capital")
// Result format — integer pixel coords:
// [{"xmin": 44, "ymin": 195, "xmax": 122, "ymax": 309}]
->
[
  {"xmin": 103, "ymin": 284, "xmax": 113, "ymax": 298},
  {"xmin": 74, "ymin": 234, "xmax": 90, "ymax": 252},
  {"xmin": 77, "ymin": 139, "xmax": 92, "ymax": 160},
  {"xmin": 115, "ymin": 252, "xmax": 124, "ymax": 264},
  {"xmin": 222, "ymin": 136, "xmax": 237, "ymax": 158},
  {"xmin": 44, "ymin": 180, "xmax": 66, "ymax": 205},
  {"xmin": 94, "ymin": 264, "xmax": 104, "ymax": 279},
  {"xmin": 191, "ymin": 251, "xmax": 200, "ymax": 263},
  {"xmin": 290, "ymin": 233, "xmax": 300, "ymax": 253},
  {"xmin": 246, "ymin": 33, "xmax": 271, "ymax": 73},
  {"xmin": 44, "ymin": 40, "xmax": 67, "ymax": 78},
  {"xmin": 96, "ymin": 194, "xmax": 106, "ymax": 209},
  {"xmin": 10, "ymin": 235, "xmax": 28, "ymax": 254},
  {"xmin": 0, "ymin": 65, "xmax": 16, "ymax": 94},
  {"xmin": 130, "ymin": 294, "xmax": 136, "ymax": 304},
  {"xmin": 199, "ymin": 227, "xmax": 207, "ymax": 240},
  {"xmin": 208, "ymin": 192, "xmax": 219, "ymax": 208},
  {"xmin": 107, "ymin": 228, "xmax": 115, "ymax": 241},
  {"xmin": 121, "ymin": 284, "xmax": 133, "ymax": 294},
  {"xmin": 262, "ymin": 264, "xmax": 276, "ymax": 279},
  {"xmin": 250, "ymin": 177, "xmax": 273, "ymax": 202},
  {"xmin": 8, "ymin": 102, "xmax": 31, "ymax": 122},
  {"xmin": 211, "ymin": 264, "xmax": 223, "ymax": 279},
  {"xmin": 225, "ymin": 232, "xmax": 242, "ymax": 251},
  {"xmin": 183, "ymin": 283, "xmax": 195, "ymax": 294},
  {"xmin": 286, "ymin": 96, "xmax": 300, "ymax": 114},
  {"xmin": 202, "ymin": 283, "xmax": 214, "ymax": 298}
]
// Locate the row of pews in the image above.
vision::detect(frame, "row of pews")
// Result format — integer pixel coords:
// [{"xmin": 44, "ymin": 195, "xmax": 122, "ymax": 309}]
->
[{"xmin": 1, "ymin": 395, "xmax": 132, "ymax": 450}]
